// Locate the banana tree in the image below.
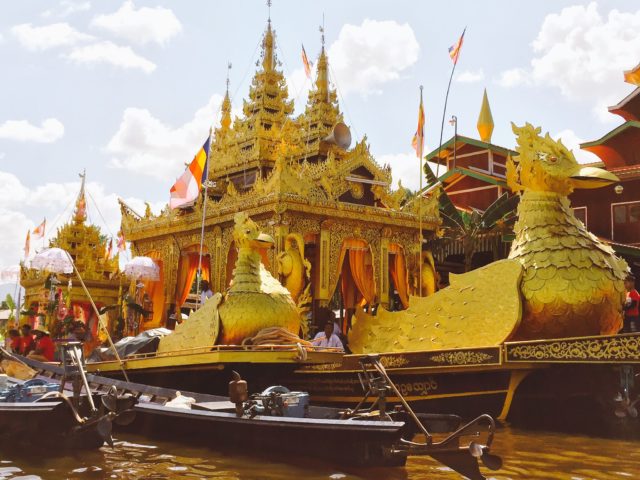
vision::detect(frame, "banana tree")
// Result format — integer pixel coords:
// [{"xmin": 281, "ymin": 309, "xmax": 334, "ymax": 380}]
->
[{"xmin": 424, "ymin": 163, "xmax": 519, "ymax": 272}]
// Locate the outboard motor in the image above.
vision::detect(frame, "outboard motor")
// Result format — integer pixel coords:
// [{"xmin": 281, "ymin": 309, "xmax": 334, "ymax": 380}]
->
[{"xmin": 228, "ymin": 371, "xmax": 248, "ymax": 417}]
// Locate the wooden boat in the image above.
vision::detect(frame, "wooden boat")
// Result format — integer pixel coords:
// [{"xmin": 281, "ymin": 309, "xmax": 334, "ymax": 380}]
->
[
  {"xmin": 0, "ymin": 343, "xmax": 136, "ymax": 450},
  {"xmin": 19, "ymin": 353, "xmax": 502, "ymax": 479}
]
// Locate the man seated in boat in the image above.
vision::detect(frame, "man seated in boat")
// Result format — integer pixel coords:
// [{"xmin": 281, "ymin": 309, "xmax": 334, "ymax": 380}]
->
[
  {"xmin": 312, "ymin": 322, "xmax": 344, "ymax": 351},
  {"xmin": 27, "ymin": 328, "xmax": 55, "ymax": 362},
  {"xmin": 6, "ymin": 329, "xmax": 21, "ymax": 354},
  {"xmin": 200, "ymin": 280, "xmax": 214, "ymax": 305},
  {"xmin": 20, "ymin": 325, "xmax": 35, "ymax": 356}
]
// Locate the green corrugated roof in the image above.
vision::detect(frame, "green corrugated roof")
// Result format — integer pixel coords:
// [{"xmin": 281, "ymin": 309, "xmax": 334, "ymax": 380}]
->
[
  {"xmin": 425, "ymin": 135, "xmax": 518, "ymax": 162},
  {"xmin": 581, "ymin": 121, "xmax": 640, "ymax": 148}
]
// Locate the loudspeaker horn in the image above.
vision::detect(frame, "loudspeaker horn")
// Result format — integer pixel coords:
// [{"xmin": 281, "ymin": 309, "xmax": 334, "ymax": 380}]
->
[{"xmin": 323, "ymin": 122, "xmax": 352, "ymax": 150}]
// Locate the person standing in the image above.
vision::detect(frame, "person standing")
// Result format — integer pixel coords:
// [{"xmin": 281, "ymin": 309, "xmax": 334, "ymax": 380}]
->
[{"xmin": 623, "ymin": 274, "xmax": 640, "ymax": 333}]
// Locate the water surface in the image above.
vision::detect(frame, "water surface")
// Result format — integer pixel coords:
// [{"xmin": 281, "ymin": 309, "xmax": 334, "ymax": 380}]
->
[{"xmin": 2, "ymin": 427, "xmax": 639, "ymax": 479}]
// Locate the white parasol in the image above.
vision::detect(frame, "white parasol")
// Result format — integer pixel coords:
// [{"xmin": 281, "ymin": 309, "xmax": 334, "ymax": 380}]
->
[
  {"xmin": 30, "ymin": 247, "xmax": 74, "ymax": 274},
  {"xmin": 30, "ymin": 247, "xmax": 130, "ymax": 381},
  {"xmin": 124, "ymin": 256, "xmax": 160, "ymax": 281},
  {"xmin": 0, "ymin": 265, "xmax": 21, "ymax": 283}
]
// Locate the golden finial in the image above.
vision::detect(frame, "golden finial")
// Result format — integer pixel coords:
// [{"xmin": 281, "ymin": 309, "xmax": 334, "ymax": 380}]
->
[
  {"xmin": 73, "ymin": 169, "xmax": 87, "ymax": 224},
  {"xmin": 221, "ymin": 64, "xmax": 232, "ymax": 131},
  {"xmin": 477, "ymin": 88, "xmax": 494, "ymax": 143}
]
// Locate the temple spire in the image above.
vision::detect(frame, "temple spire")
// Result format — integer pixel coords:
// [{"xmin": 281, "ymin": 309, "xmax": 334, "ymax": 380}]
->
[
  {"xmin": 477, "ymin": 88, "xmax": 494, "ymax": 143},
  {"xmin": 314, "ymin": 17, "xmax": 330, "ymax": 103},
  {"xmin": 261, "ymin": 19, "xmax": 275, "ymax": 72},
  {"xmin": 220, "ymin": 62, "xmax": 232, "ymax": 131},
  {"xmin": 73, "ymin": 169, "xmax": 87, "ymax": 224}
]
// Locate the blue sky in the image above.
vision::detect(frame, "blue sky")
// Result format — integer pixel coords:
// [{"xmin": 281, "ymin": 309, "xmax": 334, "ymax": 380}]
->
[{"xmin": 1, "ymin": 0, "xmax": 639, "ymax": 296}]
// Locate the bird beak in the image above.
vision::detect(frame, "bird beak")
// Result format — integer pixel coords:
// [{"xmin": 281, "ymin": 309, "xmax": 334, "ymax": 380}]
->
[
  {"xmin": 253, "ymin": 233, "xmax": 275, "ymax": 248},
  {"xmin": 570, "ymin": 165, "xmax": 619, "ymax": 189}
]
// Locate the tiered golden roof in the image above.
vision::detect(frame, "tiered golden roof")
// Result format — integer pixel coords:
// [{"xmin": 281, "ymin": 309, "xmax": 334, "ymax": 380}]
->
[
  {"xmin": 120, "ymin": 18, "xmax": 441, "ymax": 327},
  {"xmin": 20, "ymin": 174, "xmax": 122, "ymax": 333}
]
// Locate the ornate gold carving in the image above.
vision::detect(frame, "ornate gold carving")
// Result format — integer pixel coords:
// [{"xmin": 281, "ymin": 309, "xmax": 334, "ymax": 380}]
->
[
  {"xmin": 506, "ymin": 335, "xmax": 640, "ymax": 363},
  {"xmin": 379, "ymin": 355, "xmax": 410, "ymax": 368},
  {"xmin": 430, "ymin": 351, "xmax": 493, "ymax": 365},
  {"xmin": 349, "ymin": 259, "xmax": 523, "ymax": 354}
]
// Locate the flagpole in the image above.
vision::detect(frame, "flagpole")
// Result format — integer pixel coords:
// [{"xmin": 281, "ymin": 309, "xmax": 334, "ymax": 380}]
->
[
  {"xmin": 435, "ymin": 27, "xmax": 465, "ymax": 179},
  {"xmin": 195, "ymin": 127, "xmax": 213, "ymax": 309},
  {"xmin": 418, "ymin": 85, "xmax": 424, "ymax": 298}
]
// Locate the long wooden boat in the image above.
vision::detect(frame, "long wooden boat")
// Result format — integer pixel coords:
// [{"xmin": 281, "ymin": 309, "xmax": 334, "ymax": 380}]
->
[
  {"xmin": 20, "ymin": 354, "xmax": 503, "ymax": 479},
  {"xmin": 84, "ymin": 333, "xmax": 640, "ymax": 434},
  {"xmin": 0, "ymin": 345, "xmax": 136, "ymax": 450}
]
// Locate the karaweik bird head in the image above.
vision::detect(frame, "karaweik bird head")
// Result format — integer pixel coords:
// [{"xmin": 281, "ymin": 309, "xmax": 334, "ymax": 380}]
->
[
  {"xmin": 506, "ymin": 123, "xmax": 619, "ymax": 196},
  {"xmin": 233, "ymin": 212, "xmax": 275, "ymax": 250}
]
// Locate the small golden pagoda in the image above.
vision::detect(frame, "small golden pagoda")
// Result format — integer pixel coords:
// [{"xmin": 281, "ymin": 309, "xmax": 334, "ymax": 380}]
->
[
  {"xmin": 120, "ymin": 18, "xmax": 441, "ymax": 331},
  {"xmin": 20, "ymin": 173, "xmax": 122, "ymax": 345}
]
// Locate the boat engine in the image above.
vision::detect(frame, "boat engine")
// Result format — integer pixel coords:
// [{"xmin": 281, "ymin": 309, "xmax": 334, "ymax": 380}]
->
[
  {"xmin": 245, "ymin": 385, "xmax": 309, "ymax": 418},
  {"xmin": 0, "ymin": 378, "xmax": 59, "ymax": 403}
]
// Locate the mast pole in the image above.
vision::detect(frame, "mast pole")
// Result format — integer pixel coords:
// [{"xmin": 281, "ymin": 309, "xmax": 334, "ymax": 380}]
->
[
  {"xmin": 418, "ymin": 85, "xmax": 424, "ymax": 297},
  {"xmin": 195, "ymin": 127, "xmax": 213, "ymax": 309}
]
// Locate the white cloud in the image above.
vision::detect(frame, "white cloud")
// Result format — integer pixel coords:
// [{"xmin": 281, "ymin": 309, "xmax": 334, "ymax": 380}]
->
[
  {"xmin": 496, "ymin": 68, "xmax": 530, "ymax": 88},
  {"xmin": 11, "ymin": 22, "xmax": 94, "ymax": 51},
  {"xmin": 91, "ymin": 1, "xmax": 182, "ymax": 46},
  {"xmin": 553, "ymin": 129, "xmax": 600, "ymax": 165},
  {"xmin": 42, "ymin": 1, "xmax": 91, "ymax": 18},
  {"xmin": 0, "ymin": 170, "xmax": 165, "ymax": 276},
  {"xmin": 497, "ymin": 3, "xmax": 640, "ymax": 120},
  {"xmin": 328, "ymin": 19, "xmax": 419, "ymax": 97},
  {"xmin": 107, "ymin": 94, "xmax": 229, "ymax": 180},
  {"xmin": 66, "ymin": 41, "xmax": 156, "ymax": 73},
  {"xmin": 0, "ymin": 118, "xmax": 64, "ymax": 143},
  {"xmin": 455, "ymin": 69, "xmax": 485, "ymax": 83},
  {"xmin": 378, "ymin": 151, "xmax": 442, "ymax": 192},
  {"xmin": 287, "ymin": 67, "xmax": 315, "ymax": 115}
]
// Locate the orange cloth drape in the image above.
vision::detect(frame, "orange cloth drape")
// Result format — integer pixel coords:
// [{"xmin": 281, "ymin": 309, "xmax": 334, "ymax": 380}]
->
[
  {"xmin": 389, "ymin": 244, "xmax": 409, "ymax": 309},
  {"xmin": 175, "ymin": 246, "xmax": 212, "ymax": 309},
  {"xmin": 175, "ymin": 254, "xmax": 200, "ymax": 308},
  {"xmin": 143, "ymin": 251, "xmax": 165, "ymax": 328},
  {"xmin": 333, "ymin": 239, "xmax": 377, "ymax": 307},
  {"xmin": 341, "ymin": 255, "xmax": 361, "ymax": 309},
  {"xmin": 349, "ymin": 247, "xmax": 376, "ymax": 305}
]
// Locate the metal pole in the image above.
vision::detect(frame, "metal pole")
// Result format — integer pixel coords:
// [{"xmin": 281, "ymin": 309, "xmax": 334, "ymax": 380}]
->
[
  {"xmin": 67, "ymin": 252, "xmax": 130, "ymax": 382},
  {"xmin": 418, "ymin": 86, "xmax": 423, "ymax": 297},
  {"xmin": 435, "ymin": 33, "xmax": 463, "ymax": 179},
  {"xmin": 195, "ymin": 128, "xmax": 213, "ymax": 309},
  {"xmin": 452, "ymin": 115, "xmax": 458, "ymax": 169}
]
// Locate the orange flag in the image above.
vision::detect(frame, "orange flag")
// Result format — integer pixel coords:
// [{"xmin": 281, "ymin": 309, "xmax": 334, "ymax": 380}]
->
[
  {"xmin": 32, "ymin": 218, "xmax": 46, "ymax": 239},
  {"xmin": 301, "ymin": 44, "xmax": 313, "ymax": 79},
  {"xmin": 411, "ymin": 89, "xmax": 425, "ymax": 159},
  {"xmin": 24, "ymin": 231, "xmax": 30, "ymax": 258}
]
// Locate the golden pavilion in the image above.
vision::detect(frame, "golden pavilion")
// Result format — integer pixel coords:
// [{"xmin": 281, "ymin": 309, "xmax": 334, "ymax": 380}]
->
[
  {"xmin": 20, "ymin": 174, "xmax": 122, "ymax": 348},
  {"xmin": 119, "ymin": 18, "xmax": 441, "ymax": 332}
]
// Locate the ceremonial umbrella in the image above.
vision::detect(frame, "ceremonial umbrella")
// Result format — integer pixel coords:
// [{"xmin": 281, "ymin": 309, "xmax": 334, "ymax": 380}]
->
[
  {"xmin": 124, "ymin": 256, "xmax": 160, "ymax": 281},
  {"xmin": 0, "ymin": 265, "xmax": 20, "ymax": 283},
  {"xmin": 30, "ymin": 247, "xmax": 130, "ymax": 381}
]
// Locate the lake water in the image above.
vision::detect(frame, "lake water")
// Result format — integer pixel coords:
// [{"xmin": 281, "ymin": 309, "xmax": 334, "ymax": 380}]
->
[{"xmin": 2, "ymin": 426, "xmax": 639, "ymax": 479}]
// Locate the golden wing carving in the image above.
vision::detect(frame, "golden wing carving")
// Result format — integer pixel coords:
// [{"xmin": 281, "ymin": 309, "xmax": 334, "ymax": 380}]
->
[{"xmin": 348, "ymin": 259, "xmax": 523, "ymax": 354}]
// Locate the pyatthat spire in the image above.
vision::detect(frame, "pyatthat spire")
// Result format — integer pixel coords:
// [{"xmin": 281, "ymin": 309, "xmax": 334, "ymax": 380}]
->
[
  {"xmin": 220, "ymin": 62, "xmax": 232, "ymax": 131},
  {"xmin": 477, "ymin": 88, "xmax": 494, "ymax": 143},
  {"xmin": 262, "ymin": 20, "xmax": 275, "ymax": 72},
  {"xmin": 73, "ymin": 169, "xmax": 87, "ymax": 224}
]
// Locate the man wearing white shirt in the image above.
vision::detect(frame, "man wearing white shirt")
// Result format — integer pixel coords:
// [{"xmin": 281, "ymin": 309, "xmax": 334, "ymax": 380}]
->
[
  {"xmin": 312, "ymin": 322, "xmax": 344, "ymax": 351},
  {"xmin": 200, "ymin": 280, "xmax": 214, "ymax": 305}
]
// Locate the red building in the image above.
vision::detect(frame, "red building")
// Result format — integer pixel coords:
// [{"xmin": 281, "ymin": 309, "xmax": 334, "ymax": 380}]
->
[{"xmin": 570, "ymin": 64, "xmax": 640, "ymax": 274}]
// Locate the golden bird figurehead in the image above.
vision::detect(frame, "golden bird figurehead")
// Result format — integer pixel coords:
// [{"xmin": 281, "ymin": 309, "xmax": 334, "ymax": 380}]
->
[
  {"xmin": 232, "ymin": 212, "xmax": 275, "ymax": 250},
  {"xmin": 506, "ymin": 123, "xmax": 619, "ymax": 196}
]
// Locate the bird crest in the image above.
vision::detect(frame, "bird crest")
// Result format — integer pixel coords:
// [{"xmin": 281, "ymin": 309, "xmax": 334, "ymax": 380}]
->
[{"xmin": 507, "ymin": 122, "xmax": 578, "ymax": 196}]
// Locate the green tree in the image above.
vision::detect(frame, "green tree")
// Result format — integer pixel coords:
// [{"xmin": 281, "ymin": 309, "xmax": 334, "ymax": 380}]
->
[{"xmin": 424, "ymin": 163, "xmax": 519, "ymax": 272}]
